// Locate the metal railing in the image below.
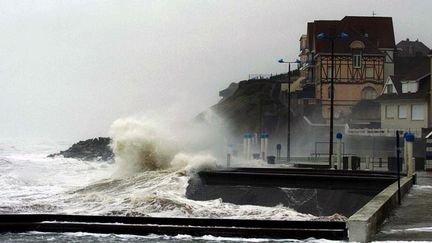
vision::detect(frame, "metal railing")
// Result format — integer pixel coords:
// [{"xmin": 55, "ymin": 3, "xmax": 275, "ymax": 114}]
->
[
  {"xmin": 345, "ymin": 125, "xmax": 422, "ymax": 137},
  {"xmin": 248, "ymin": 74, "xmax": 273, "ymax": 80}
]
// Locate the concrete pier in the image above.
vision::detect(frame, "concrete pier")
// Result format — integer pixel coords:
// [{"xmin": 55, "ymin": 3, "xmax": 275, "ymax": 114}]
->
[{"xmin": 374, "ymin": 171, "xmax": 432, "ymax": 241}]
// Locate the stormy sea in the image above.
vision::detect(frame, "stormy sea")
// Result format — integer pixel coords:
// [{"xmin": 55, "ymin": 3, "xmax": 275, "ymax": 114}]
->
[{"xmin": 0, "ymin": 117, "xmax": 339, "ymax": 242}]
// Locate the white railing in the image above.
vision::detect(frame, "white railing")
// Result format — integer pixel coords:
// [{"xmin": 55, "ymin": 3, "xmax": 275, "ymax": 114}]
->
[
  {"xmin": 248, "ymin": 74, "xmax": 272, "ymax": 80},
  {"xmin": 345, "ymin": 124, "xmax": 422, "ymax": 137}
]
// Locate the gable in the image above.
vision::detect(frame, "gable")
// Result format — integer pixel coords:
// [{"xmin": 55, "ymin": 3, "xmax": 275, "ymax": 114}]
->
[{"xmin": 381, "ymin": 76, "xmax": 398, "ymax": 95}]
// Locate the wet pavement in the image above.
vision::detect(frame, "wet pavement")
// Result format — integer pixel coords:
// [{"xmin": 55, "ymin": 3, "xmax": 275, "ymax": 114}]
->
[{"xmin": 374, "ymin": 171, "xmax": 432, "ymax": 241}]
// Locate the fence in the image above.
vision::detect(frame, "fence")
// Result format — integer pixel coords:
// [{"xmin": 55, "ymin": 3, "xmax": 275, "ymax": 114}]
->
[
  {"xmin": 248, "ymin": 74, "xmax": 273, "ymax": 80},
  {"xmin": 345, "ymin": 125, "xmax": 422, "ymax": 138}
]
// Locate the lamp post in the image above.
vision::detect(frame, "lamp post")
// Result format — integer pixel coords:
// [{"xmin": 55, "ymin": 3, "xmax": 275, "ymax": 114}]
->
[
  {"xmin": 317, "ymin": 30, "xmax": 349, "ymax": 167},
  {"xmin": 278, "ymin": 59, "xmax": 300, "ymax": 163}
]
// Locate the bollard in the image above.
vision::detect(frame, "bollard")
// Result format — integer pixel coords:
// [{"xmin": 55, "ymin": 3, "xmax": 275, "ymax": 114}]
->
[
  {"xmin": 330, "ymin": 155, "xmax": 337, "ymax": 169},
  {"xmin": 276, "ymin": 144, "xmax": 282, "ymax": 160},
  {"xmin": 227, "ymin": 144, "xmax": 233, "ymax": 167},
  {"xmin": 336, "ymin": 132, "xmax": 343, "ymax": 169},
  {"xmin": 260, "ymin": 135, "xmax": 265, "ymax": 160},
  {"xmin": 365, "ymin": 157, "xmax": 370, "ymax": 170},
  {"xmin": 405, "ymin": 132, "xmax": 415, "ymax": 177},
  {"xmin": 243, "ymin": 133, "xmax": 253, "ymax": 160},
  {"xmin": 379, "ymin": 157, "xmax": 382, "ymax": 168},
  {"xmin": 243, "ymin": 133, "xmax": 248, "ymax": 159},
  {"xmin": 404, "ymin": 133, "xmax": 408, "ymax": 172},
  {"xmin": 246, "ymin": 133, "xmax": 252, "ymax": 160},
  {"xmin": 260, "ymin": 133, "xmax": 269, "ymax": 161},
  {"xmin": 348, "ymin": 156, "xmax": 352, "ymax": 170}
]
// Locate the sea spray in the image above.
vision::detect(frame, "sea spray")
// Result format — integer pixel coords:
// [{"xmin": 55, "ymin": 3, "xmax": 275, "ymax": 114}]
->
[
  {"xmin": 109, "ymin": 113, "xmax": 224, "ymax": 177},
  {"xmin": 109, "ymin": 118, "xmax": 178, "ymax": 176}
]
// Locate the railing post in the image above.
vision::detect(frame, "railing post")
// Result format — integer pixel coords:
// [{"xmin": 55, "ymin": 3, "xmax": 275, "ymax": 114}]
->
[{"xmin": 396, "ymin": 130, "xmax": 401, "ymax": 205}]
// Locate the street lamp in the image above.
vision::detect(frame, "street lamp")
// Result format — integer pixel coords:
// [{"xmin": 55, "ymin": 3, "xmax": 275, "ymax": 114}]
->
[
  {"xmin": 278, "ymin": 58, "xmax": 300, "ymax": 163},
  {"xmin": 316, "ymin": 30, "xmax": 349, "ymax": 167}
]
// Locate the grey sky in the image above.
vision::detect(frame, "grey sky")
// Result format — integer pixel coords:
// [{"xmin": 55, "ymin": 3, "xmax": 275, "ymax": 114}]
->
[{"xmin": 1, "ymin": 0, "xmax": 431, "ymax": 141}]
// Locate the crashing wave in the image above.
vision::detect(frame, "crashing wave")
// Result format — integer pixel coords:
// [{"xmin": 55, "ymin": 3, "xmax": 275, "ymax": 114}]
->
[{"xmin": 109, "ymin": 117, "xmax": 219, "ymax": 177}]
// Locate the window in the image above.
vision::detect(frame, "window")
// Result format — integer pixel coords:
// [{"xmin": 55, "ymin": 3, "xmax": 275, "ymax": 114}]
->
[
  {"xmin": 385, "ymin": 51, "xmax": 393, "ymax": 63},
  {"xmin": 412, "ymin": 104, "xmax": 424, "ymax": 120},
  {"xmin": 384, "ymin": 84, "xmax": 394, "ymax": 94},
  {"xmin": 327, "ymin": 86, "xmax": 332, "ymax": 99},
  {"xmin": 353, "ymin": 50, "xmax": 362, "ymax": 68},
  {"xmin": 401, "ymin": 81, "xmax": 418, "ymax": 93},
  {"xmin": 385, "ymin": 105, "xmax": 396, "ymax": 119},
  {"xmin": 365, "ymin": 67, "xmax": 374, "ymax": 79},
  {"xmin": 327, "ymin": 66, "xmax": 333, "ymax": 79},
  {"xmin": 401, "ymin": 83, "xmax": 407, "ymax": 93},
  {"xmin": 398, "ymin": 105, "xmax": 407, "ymax": 119},
  {"xmin": 361, "ymin": 87, "xmax": 377, "ymax": 100},
  {"xmin": 409, "ymin": 82, "xmax": 417, "ymax": 92}
]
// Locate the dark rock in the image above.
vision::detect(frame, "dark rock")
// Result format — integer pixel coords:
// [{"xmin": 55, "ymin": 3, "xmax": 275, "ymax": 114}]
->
[{"xmin": 48, "ymin": 137, "xmax": 114, "ymax": 161}]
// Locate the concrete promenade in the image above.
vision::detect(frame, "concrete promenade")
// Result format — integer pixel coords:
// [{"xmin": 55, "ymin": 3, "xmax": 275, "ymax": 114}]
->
[{"xmin": 374, "ymin": 171, "xmax": 432, "ymax": 241}]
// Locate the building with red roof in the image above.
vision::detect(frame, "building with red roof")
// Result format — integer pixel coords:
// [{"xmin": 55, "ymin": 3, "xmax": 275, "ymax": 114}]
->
[{"xmin": 299, "ymin": 16, "xmax": 396, "ymax": 120}]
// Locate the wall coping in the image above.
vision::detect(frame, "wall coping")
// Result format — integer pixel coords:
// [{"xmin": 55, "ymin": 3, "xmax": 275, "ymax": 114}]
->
[{"xmin": 347, "ymin": 175, "xmax": 413, "ymax": 242}]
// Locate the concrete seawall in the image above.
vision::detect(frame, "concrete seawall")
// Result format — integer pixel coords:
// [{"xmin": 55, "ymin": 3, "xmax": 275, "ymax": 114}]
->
[
  {"xmin": 187, "ymin": 168, "xmax": 400, "ymax": 217},
  {"xmin": 347, "ymin": 175, "xmax": 414, "ymax": 242},
  {"xmin": 0, "ymin": 214, "xmax": 347, "ymax": 240}
]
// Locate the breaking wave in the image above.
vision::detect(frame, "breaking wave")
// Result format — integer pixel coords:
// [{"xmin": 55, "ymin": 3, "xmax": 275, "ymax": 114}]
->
[
  {"xmin": 0, "ymin": 114, "xmax": 321, "ymax": 221},
  {"xmin": 109, "ymin": 118, "xmax": 179, "ymax": 175},
  {"xmin": 109, "ymin": 117, "xmax": 219, "ymax": 178},
  {"xmin": 53, "ymin": 115, "xmax": 315, "ymax": 220}
]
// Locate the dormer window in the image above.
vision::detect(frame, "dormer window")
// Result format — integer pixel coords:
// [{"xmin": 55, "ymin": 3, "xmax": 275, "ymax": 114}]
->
[
  {"xmin": 353, "ymin": 50, "xmax": 362, "ymax": 68},
  {"xmin": 384, "ymin": 83, "xmax": 395, "ymax": 94},
  {"xmin": 349, "ymin": 41, "xmax": 365, "ymax": 70},
  {"xmin": 401, "ymin": 81, "xmax": 418, "ymax": 93}
]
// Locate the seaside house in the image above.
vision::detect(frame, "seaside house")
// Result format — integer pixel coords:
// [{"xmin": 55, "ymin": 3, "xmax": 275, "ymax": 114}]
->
[
  {"xmin": 376, "ymin": 75, "xmax": 430, "ymax": 136},
  {"xmin": 299, "ymin": 16, "xmax": 396, "ymax": 120},
  {"xmin": 377, "ymin": 55, "xmax": 430, "ymax": 134},
  {"xmin": 396, "ymin": 38, "xmax": 431, "ymax": 57}
]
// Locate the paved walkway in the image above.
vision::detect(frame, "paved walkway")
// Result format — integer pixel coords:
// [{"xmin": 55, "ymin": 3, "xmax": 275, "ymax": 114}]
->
[{"xmin": 374, "ymin": 171, "xmax": 432, "ymax": 241}]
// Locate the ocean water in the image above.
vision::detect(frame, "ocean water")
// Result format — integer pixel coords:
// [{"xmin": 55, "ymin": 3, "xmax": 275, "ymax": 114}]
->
[
  {"xmin": 0, "ymin": 232, "xmax": 344, "ymax": 243},
  {"xmin": 0, "ymin": 138, "xmax": 331, "ymax": 242}
]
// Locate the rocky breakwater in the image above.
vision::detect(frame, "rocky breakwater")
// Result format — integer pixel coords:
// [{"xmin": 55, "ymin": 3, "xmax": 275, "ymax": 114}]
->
[{"xmin": 48, "ymin": 137, "xmax": 114, "ymax": 161}]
